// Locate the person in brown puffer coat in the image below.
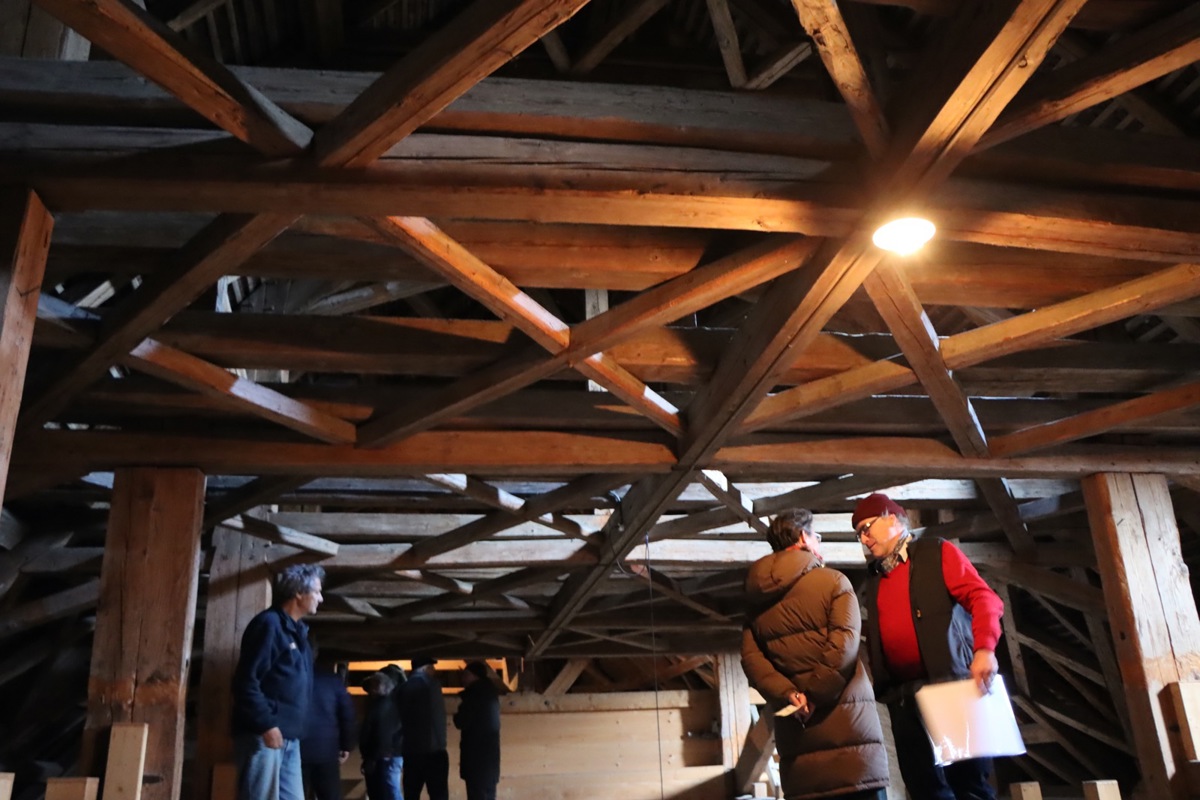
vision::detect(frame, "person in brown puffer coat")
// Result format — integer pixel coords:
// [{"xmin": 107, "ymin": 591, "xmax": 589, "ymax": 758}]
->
[{"xmin": 742, "ymin": 508, "xmax": 889, "ymax": 800}]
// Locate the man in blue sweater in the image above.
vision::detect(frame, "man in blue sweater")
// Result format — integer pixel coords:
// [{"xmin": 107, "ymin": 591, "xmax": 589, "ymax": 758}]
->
[{"xmin": 232, "ymin": 564, "xmax": 326, "ymax": 800}]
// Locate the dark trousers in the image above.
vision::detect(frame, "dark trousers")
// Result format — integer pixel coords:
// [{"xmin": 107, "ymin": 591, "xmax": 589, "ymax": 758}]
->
[
  {"xmin": 402, "ymin": 751, "xmax": 449, "ymax": 800},
  {"xmin": 464, "ymin": 780, "xmax": 497, "ymax": 800},
  {"xmin": 302, "ymin": 760, "xmax": 342, "ymax": 800},
  {"xmin": 888, "ymin": 695, "xmax": 996, "ymax": 800}
]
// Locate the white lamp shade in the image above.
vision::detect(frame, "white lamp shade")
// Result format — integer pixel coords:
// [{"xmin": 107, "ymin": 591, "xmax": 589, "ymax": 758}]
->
[{"xmin": 872, "ymin": 217, "xmax": 936, "ymax": 256}]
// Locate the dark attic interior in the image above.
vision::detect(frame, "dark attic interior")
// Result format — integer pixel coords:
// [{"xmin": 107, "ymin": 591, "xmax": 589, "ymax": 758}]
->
[{"xmin": 3, "ymin": 0, "xmax": 1200, "ymax": 797}]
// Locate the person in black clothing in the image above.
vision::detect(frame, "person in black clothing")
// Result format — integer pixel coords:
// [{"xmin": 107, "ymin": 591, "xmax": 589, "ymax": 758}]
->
[
  {"xmin": 300, "ymin": 643, "xmax": 356, "ymax": 800},
  {"xmin": 360, "ymin": 671, "xmax": 404, "ymax": 800},
  {"xmin": 400, "ymin": 656, "xmax": 449, "ymax": 800},
  {"xmin": 232, "ymin": 564, "xmax": 325, "ymax": 800},
  {"xmin": 453, "ymin": 662, "xmax": 501, "ymax": 800}
]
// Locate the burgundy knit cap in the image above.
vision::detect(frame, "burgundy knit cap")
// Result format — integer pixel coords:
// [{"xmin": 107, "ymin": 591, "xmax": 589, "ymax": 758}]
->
[{"xmin": 851, "ymin": 493, "xmax": 907, "ymax": 530}]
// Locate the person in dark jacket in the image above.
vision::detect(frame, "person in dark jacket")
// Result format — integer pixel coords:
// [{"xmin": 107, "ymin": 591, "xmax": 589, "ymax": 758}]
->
[
  {"xmin": 301, "ymin": 642, "xmax": 356, "ymax": 800},
  {"xmin": 360, "ymin": 671, "xmax": 404, "ymax": 800},
  {"xmin": 742, "ymin": 509, "xmax": 889, "ymax": 800},
  {"xmin": 232, "ymin": 564, "xmax": 326, "ymax": 800},
  {"xmin": 400, "ymin": 656, "xmax": 449, "ymax": 800},
  {"xmin": 853, "ymin": 492, "xmax": 1004, "ymax": 800},
  {"xmin": 453, "ymin": 662, "xmax": 501, "ymax": 800}
]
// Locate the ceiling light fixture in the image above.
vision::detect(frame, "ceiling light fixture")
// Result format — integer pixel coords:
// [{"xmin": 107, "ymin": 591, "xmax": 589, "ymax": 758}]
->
[{"xmin": 871, "ymin": 217, "xmax": 936, "ymax": 256}]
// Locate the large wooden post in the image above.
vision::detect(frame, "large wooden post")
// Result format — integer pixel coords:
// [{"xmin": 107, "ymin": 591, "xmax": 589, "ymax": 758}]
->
[
  {"xmin": 1082, "ymin": 472, "xmax": 1200, "ymax": 800},
  {"xmin": 0, "ymin": 189, "xmax": 51, "ymax": 503},
  {"xmin": 84, "ymin": 468, "xmax": 206, "ymax": 800},
  {"xmin": 193, "ymin": 526, "xmax": 274, "ymax": 800}
]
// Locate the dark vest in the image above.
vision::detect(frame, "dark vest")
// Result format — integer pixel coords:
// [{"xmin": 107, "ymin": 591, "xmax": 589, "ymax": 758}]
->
[{"xmin": 863, "ymin": 537, "xmax": 975, "ymax": 698}]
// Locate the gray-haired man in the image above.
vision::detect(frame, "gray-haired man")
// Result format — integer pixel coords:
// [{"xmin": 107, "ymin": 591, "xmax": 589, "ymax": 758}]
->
[{"xmin": 232, "ymin": 564, "xmax": 326, "ymax": 800}]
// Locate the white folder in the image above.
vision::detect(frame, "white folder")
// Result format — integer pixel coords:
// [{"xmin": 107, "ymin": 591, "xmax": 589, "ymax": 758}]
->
[{"xmin": 914, "ymin": 675, "xmax": 1026, "ymax": 766}]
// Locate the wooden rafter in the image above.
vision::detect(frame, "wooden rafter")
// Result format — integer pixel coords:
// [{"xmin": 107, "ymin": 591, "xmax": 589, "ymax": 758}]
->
[
  {"xmin": 789, "ymin": 0, "xmax": 888, "ymax": 156},
  {"xmin": 33, "ymin": 0, "xmax": 311, "ymax": 157},
  {"xmin": 982, "ymin": 4, "xmax": 1200, "ymax": 148},
  {"xmin": 311, "ymin": 0, "xmax": 593, "ymax": 167}
]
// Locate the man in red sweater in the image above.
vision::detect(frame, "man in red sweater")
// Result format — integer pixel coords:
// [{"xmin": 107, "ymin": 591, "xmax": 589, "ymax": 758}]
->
[{"xmin": 852, "ymin": 493, "xmax": 1003, "ymax": 800}]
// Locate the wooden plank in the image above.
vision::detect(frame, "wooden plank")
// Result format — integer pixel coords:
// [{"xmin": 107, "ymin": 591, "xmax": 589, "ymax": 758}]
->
[
  {"xmin": 570, "ymin": 0, "xmax": 669, "ymax": 75},
  {"xmin": 84, "ymin": 469, "xmax": 205, "ymax": 800},
  {"xmin": 0, "ymin": 772, "xmax": 12, "ymax": 800},
  {"xmin": 0, "ymin": 189, "xmax": 50, "ymax": 503},
  {"xmin": 33, "ymin": 0, "xmax": 310, "ymax": 157},
  {"xmin": 44, "ymin": 778, "xmax": 98, "ymax": 800},
  {"xmin": 355, "ymin": 232, "xmax": 814, "ymax": 446},
  {"xmin": 705, "ymin": 0, "xmax": 747, "ymax": 88},
  {"xmin": 19, "ymin": 427, "xmax": 1200, "ymax": 479},
  {"xmin": 789, "ymin": 0, "xmax": 887, "ymax": 156},
  {"xmin": 36, "ymin": 295, "xmax": 352, "ymax": 445},
  {"xmin": 366, "ymin": 215, "xmax": 683, "ymax": 437},
  {"xmin": 1082, "ymin": 781, "xmax": 1122, "ymax": 800},
  {"xmin": 313, "ymin": 0, "xmax": 591, "ymax": 167},
  {"xmin": 1170, "ymin": 682, "xmax": 1200, "ymax": 762},
  {"xmin": 744, "ymin": 40, "xmax": 813, "ymax": 90},
  {"xmin": 204, "ymin": 475, "xmax": 311, "ymax": 527},
  {"xmin": 716, "ymin": 652, "xmax": 752, "ymax": 769},
  {"xmin": 990, "ymin": 379, "xmax": 1200, "ymax": 457},
  {"xmin": 220, "ymin": 513, "xmax": 340, "ymax": 556},
  {"xmin": 193, "ymin": 528, "xmax": 273, "ymax": 800},
  {"xmin": 126, "ymin": 338, "xmax": 357, "ymax": 444},
  {"xmin": 733, "ymin": 711, "xmax": 774, "ymax": 793},
  {"xmin": 1011, "ymin": 783, "xmax": 1043, "ymax": 800},
  {"xmin": 20, "ymin": 212, "xmax": 296, "ymax": 430},
  {"xmin": 983, "ymin": 4, "xmax": 1200, "ymax": 149},
  {"xmin": 864, "ymin": 261, "xmax": 1035, "ymax": 554},
  {"xmin": 544, "ymin": 658, "xmax": 589, "ymax": 696},
  {"xmin": 103, "ymin": 722, "xmax": 149, "ymax": 800},
  {"xmin": 1083, "ymin": 473, "xmax": 1200, "ymax": 799},
  {"xmin": 0, "ymin": 578, "xmax": 100, "ymax": 640}
]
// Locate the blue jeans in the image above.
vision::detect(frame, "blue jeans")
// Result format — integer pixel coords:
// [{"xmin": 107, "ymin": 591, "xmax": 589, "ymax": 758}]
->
[
  {"xmin": 235, "ymin": 733, "xmax": 304, "ymax": 800},
  {"xmin": 363, "ymin": 756, "xmax": 403, "ymax": 800}
]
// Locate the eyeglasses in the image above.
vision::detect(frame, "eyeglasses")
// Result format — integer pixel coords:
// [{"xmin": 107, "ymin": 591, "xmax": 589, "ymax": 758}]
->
[
  {"xmin": 805, "ymin": 531, "xmax": 822, "ymax": 543},
  {"xmin": 855, "ymin": 517, "xmax": 881, "ymax": 539}
]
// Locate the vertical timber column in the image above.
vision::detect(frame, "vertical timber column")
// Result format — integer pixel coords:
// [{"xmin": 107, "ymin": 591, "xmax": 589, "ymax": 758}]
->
[
  {"xmin": 193, "ymin": 526, "xmax": 273, "ymax": 800},
  {"xmin": 84, "ymin": 468, "xmax": 206, "ymax": 800},
  {"xmin": 716, "ymin": 652, "xmax": 753, "ymax": 771},
  {"xmin": 1082, "ymin": 472, "xmax": 1200, "ymax": 800},
  {"xmin": 0, "ymin": 189, "xmax": 51, "ymax": 503}
]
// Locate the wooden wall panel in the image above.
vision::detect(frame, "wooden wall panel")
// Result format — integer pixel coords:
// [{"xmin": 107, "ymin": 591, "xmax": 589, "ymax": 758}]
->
[{"xmin": 342, "ymin": 690, "xmax": 725, "ymax": 800}]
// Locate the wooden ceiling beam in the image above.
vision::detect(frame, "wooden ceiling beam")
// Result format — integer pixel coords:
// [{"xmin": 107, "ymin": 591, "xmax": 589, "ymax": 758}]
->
[
  {"xmin": 19, "ymin": 212, "xmax": 297, "ymax": 430},
  {"xmin": 706, "ymin": 0, "xmax": 748, "ymax": 88},
  {"xmin": 32, "ymin": 0, "xmax": 311, "ymax": 157},
  {"xmin": 311, "ymin": 0, "xmax": 592, "ymax": 167},
  {"xmin": 789, "ymin": 0, "xmax": 888, "ymax": 157},
  {"xmin": 569, "ymin": 0, "xmax": 670, "ymax": 75},
  {"xmin": 18, "ymin": 148, "xmax": 1200, "ymax": 262},
  {"xmin": 365, "ymin": 216, "xmax": 683, "ymax": 437},
  {"xmin": 865, "ymin": 260, "xmax": 1035, "ymax": 555},
  {"xmin": 203, "ymin": 475, "xmax": 312, "ymax": 527},
  {"xmin": 990, "ymin": 379, "xmax": 1200, "ymax": 457},
  {"xmin": 353, "ymin": 235, "xmax": 816, "ymax": 446},
  {"xmin": 982, "ymin": 4, "xmax": 1200, "ymax": 148},
  {"xmin": 753, "ymin": 260, "xmax": 1200, "ymax": 435}
]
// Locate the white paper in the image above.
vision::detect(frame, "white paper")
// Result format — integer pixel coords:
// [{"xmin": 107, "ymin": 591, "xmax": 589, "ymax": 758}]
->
[{"xmin": 914, "ymin": 676, "xmax": 1026, "ymax": 766}]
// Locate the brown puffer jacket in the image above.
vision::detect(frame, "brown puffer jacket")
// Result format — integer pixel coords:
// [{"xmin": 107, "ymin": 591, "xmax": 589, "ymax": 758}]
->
[{"xmin": 742, "ymin": 549, "xmax": 889, "ymax": 800}]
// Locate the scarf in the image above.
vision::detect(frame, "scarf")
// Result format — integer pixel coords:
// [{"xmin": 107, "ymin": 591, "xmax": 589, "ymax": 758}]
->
[{"xmin": 874, "ymin": 534, "xmax": 911, "ymax": 576}]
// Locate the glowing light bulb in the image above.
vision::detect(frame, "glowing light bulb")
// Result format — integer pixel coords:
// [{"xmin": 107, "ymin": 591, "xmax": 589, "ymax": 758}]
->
[{"xmin": 872, "ymin": 217, "xmax": 936, "ymax": 256}]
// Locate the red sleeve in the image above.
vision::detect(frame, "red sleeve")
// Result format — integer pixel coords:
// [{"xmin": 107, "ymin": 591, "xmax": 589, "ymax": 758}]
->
[{"xmin": 940, "ymin": 541, "xmax": 1004, "ymax": 652}]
